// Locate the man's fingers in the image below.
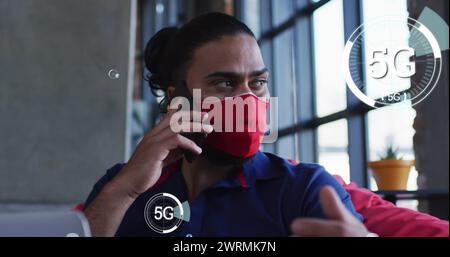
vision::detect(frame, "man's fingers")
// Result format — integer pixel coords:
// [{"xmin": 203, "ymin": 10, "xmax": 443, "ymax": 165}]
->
[
  {"xmin": 169, "ymin": 120, "xmax": 213, "ymax": 134},
  {"xmin": 319, "ymin": 186, "xmax": 350, "ymax": 221},
  {"xmin": 149, "ymin": 110, "xmax": 207, "ymax": 137},
  {"xmin": 290, "ymin": 218, "xmax": 348, "ymax": 237},
  {"xmin": 169, "ymin": 110, "xmax": 208, "ymax": 129},
  {"xmin": 166, "ymin": 134, "xmax": 202, "ymax": 155},
  {"xmin": 290, "ymin": 186, "xmax": 371, "ymax": 237},
  {"xmin": 152, "ymin": 121, "xmax": 212, "ymax": 143},
  {"xmin": 146, "ymin": 108, "xmax": 178, "ymax": 137}
]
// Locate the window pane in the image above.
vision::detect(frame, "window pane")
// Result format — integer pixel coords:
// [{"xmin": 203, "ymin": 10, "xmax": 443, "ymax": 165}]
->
[
  {"xmin": 272, "ymin": 0, "xmax": 294, "ymax": 27},
  {"xmin": 240, "ymin": 0, "xmax": 260, "ymax": 37},
  {"xmin": 397, "ymin": 200, "xmax": 419, "ymax": 211},
  {"xmin": 363, "ymin": 0, "xmax": 418, "ymax": 191},
  {"xmin": 273, "ymin": 29, "xmax": 297, "ymax": 160},
  {"xmin": 318, "ymin": 119, "xmax": 350, "ymax": 183},
  {"xmin": 362, "ymin": 0, "xmax": 411, "ymax": 101},
  {"xmin": 312, "ymin": 0, "xmax": 347, "ymax": 117}
]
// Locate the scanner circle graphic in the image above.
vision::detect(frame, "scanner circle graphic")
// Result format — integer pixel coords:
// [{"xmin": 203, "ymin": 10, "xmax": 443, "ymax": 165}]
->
[
  {"xmin": 343, "ymin": 16, "xmax": 442, "ymax": 108},
  {"xmin": 144, "ymin": 192, "xmax": 184, "ymax": 234}
]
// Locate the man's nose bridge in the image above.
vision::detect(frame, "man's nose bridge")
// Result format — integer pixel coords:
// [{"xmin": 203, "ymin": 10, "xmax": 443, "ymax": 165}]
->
[{"xmin": 235, "ymin": 80, "xmax": 253, "ymax": 95}]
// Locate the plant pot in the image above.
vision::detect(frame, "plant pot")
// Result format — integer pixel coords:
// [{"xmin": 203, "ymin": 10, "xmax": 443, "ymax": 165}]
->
[{"xmin": 368, "ymin": 159, "xmax": 415, "ymax": 190}]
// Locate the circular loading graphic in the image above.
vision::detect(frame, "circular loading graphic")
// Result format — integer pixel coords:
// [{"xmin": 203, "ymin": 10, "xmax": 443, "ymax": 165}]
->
[
  {"xmin": 144, "ymin": 192, "xmax": 184, "ymax": 234},
  {"xmin": 343, "ymin": 16, "xmax": 441, "ymax": 108}
]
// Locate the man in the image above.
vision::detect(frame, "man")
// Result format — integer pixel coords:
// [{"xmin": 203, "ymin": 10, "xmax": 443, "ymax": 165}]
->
[{"xmin": 83, "ymin": 12, "xmax": 370, "ymax": 237}]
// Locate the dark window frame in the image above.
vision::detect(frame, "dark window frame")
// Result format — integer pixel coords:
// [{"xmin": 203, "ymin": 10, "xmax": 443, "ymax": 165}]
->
[{"xmin": 238, "ymin": 0, "xmax": 373, "ymax": 187}]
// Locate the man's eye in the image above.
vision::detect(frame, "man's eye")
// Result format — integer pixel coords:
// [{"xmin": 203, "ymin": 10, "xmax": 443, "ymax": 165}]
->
[
  {"xmin": 215, "ymin": 81, "xmax": 233, "ymax": 88},
  {"xmin": 251, "ymin": 80, "xmax": 268, "ymax": 88}
]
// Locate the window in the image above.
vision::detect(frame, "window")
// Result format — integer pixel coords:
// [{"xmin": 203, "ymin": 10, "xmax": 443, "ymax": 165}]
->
[
  {"xmin": 318, "ymin": 119, "xmax": 350, "ymax": 182},
  {"xmin": 240, "ymin": 0, "xmax": 420, "ymax": 194},
  {"xmin": 241, "ymin": 0, "xmax": 360, "ymax": 183},
  {"xmin": 362, "ymin": 0, "xmax": 418, "ymax": 192},
  {"xmin": 313, "ymin": 0, "xmax": 347, "ymax": 117},
  {"xmin": 131, "ymin": 0, "xmax": 181, "ymax": 152},
  {"xmin": 240, "ymin": 0, "xmax": 261, "ymax": 37},
  {"xmin": 312, "ymin": 0, "xmax": 351, "ymax": 182},
  {"xmin": 272, "ymin": 1, "xmax": 297, "ymax": 160}
]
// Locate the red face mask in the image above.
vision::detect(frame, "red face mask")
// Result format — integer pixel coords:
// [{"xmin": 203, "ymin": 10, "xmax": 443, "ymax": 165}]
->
[{"xmin": 201, "ymin": 93, "xmax": 268, "ymax": 158}]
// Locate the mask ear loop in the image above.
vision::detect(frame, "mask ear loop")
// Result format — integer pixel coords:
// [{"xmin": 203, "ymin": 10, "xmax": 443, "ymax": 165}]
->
[
  {"xmin": 261, "ymin": 85, "xmax": 270, "ymax": 103},
  {"xmin": 260, "ymin": 87, "xmax": 271, "ymax": 137},
  {"xmin": 166, "ymin": 92, "xmax": 171, "ymax": 113}
]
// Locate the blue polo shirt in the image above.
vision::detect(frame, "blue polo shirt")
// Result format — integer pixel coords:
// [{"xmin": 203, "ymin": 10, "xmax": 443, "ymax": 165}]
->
[{"xmin": 84, "ymin": 151, "xmax": 363, "ymax": 236}]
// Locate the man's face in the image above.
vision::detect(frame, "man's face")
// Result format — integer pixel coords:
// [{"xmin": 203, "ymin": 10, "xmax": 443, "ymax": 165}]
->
[{"xmin": 183, "ymin": 34, "xmax": 269, "ymax": 100}]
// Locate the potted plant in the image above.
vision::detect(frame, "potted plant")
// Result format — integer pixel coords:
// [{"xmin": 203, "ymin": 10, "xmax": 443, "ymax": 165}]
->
[{"xmin": 368, "ymin": 144, "xmax": 415, "ymax": 190}]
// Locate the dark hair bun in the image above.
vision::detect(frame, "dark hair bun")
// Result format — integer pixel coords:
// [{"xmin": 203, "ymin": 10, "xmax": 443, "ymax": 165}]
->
[{"xmin": 144, "ymin": 27, "xmax": 178, "ymax": 87}]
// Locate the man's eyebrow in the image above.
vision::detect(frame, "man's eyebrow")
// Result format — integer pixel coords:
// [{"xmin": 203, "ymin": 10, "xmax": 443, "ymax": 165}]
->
[
  {"xmin": 204, "ymin": 67, "xmax": 269, "ymax": 79},
  {"xmin": 204, "ymin": 71, "xmax": 241, "ymax": 79},
  {"xmin": 249, "ymin": 67, "xmax": 269, "ymax": 77}
]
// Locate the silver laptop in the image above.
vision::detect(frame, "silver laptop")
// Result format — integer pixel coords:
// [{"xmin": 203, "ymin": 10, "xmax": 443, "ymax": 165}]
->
[{"xmin": 0, "ymin": 210, "xmax": 91, "ymax": 237}]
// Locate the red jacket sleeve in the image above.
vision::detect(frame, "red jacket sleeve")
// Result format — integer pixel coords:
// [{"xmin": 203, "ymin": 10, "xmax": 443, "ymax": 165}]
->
[{"xmin": 334, "ymin": 175, "xmax": 449, "ymax": 237}]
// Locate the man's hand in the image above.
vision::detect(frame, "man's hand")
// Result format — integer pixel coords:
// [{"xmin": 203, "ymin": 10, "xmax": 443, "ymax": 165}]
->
[
  {"xmin": 290, "ymin": 186, "xmax": 371, "ymax": 237},
  {"xmin": 84, "ymin": 108, "xmax": 212, "ymax": 236},
  {"xmin": 113, "ymin": 108, "xmax": 212, "ymax": 198}
]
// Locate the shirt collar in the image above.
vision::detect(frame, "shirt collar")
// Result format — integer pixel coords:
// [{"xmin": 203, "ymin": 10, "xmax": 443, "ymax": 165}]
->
[
  {"xmin": 157, "ymin": 151, "xmax": 285, "ymax": 190},
  {"xmin": 239, "ymin": 151, "xmax": 285, "ymax": 188},
  {"xmin": 211, "ymin": 151, "xmax": 286, "ymax": 189}
]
